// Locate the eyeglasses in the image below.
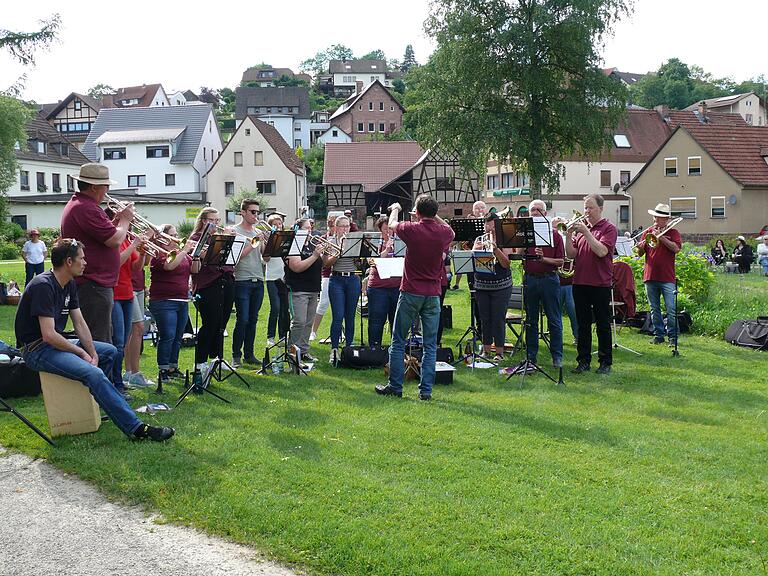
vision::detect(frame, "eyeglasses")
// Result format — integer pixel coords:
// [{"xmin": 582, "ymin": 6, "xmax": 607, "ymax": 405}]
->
[{"xmin": 204, "ymin": 218, "xmax": 220, "ymax": 223}]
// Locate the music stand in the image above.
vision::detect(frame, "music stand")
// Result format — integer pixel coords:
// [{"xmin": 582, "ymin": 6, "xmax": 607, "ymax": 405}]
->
[
  {"xmin": 177, "ymin": 233, "xmax": 248, "ymax": 408},
  {"xmin": 672, "ymin": 277, "xmax": 680, "ymax": 357},
  {"xmin": 257, "ymin": 230, "xmax": 308, "ymax": 376},
  {"xmin": 0, "ymin": 397, "xmax": 55, "ymax": 446},
  {"xmin": 499, "ymin": 218, "xmax": 561, "ymax": 387}
]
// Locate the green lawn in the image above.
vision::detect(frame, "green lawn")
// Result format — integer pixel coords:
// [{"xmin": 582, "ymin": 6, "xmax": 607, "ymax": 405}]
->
[{"xmin": 1, "ymin": 261, "xmax": 767, "ymax": 575}]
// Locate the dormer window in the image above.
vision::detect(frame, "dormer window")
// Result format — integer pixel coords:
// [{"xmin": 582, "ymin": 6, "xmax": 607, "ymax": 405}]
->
[
  {"xmin": 371, "ymin": 65, "xmax": 377, "ymax": 70},
  {"xmin": 37, "ymin": 141, "xmax": 46, "ymax": 154},
  {"xmin": 345, "ymin": 65, "xmax": 351, "ymax": 70}
]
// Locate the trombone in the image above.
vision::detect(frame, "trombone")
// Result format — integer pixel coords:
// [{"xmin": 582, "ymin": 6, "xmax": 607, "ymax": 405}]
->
[
  {"xmin": 556, "ymin": 210, "xmax": 589, "ymax": 233},
  {"xmin": 105, "ymin": 193, "xmax": 184, "ymax": 247},
  {"xmin": 646, "ymin": 217, "xmax": 683, "ymax": 248}
]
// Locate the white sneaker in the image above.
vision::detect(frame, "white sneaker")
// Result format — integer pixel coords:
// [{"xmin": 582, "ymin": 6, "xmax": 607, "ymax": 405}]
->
[
  {"xmin": 309, "ymin": 331, "xmax": 317, "ymax": 342},
  {"xmin": 128, "ymin": 372, "xmax": 155, "ymax": 388},
  {"xmin": 329, "ymin": 348, "xmax": 339, "ymax": 364}
]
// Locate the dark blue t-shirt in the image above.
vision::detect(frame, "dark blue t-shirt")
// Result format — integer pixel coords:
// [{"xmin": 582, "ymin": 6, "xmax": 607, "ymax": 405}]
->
[{"xmin": 14, "ymin": 270, "xmax": 79, "ymax": 347}]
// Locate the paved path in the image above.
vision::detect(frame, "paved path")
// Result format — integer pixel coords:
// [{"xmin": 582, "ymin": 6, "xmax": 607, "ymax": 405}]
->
[{"xmin": 0, "ymin": 448, "xmax": 301, "ymax": 576}]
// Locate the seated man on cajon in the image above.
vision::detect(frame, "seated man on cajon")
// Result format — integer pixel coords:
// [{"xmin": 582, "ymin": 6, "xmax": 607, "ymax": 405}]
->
[{"xmin": 14, "ymin": 238, "xmax": 174, "ymax": 442}]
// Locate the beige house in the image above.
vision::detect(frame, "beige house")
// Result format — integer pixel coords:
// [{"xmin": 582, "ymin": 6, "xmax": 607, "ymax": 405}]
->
[
  {"xmin": 206, "ymin": 116, "xmax": 306, "ymax": 224},
  {"xmin": 626, "ymin": 110, "xmax": 768, "ymax": 238},
  {"xmin": 685, "ymin": 93, "xmax": 767, "ymax": 127}
]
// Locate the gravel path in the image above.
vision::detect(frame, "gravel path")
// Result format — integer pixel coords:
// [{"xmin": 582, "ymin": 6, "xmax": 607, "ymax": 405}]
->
[{"xmin": 0, "ymin": 448, "xmax": 301, "ymax": 576}]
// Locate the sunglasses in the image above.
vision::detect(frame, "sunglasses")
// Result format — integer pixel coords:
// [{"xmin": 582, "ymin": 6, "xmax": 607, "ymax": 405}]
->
[{"xmin": 247, "ymin": 209, "xmax": 260, "ymax": 215}]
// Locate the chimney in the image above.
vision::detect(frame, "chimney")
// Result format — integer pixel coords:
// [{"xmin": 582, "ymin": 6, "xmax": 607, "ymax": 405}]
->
[
  {"xmin": 698, "ymin": 101, "xmax": 708, "ymax": 120},
  {"xmin": 356, "ymin": 81, "xmax": 363, "ymax": 95},
  {"xmin": 654, "ymin": 105, "xmax": 670, "ymax": 123}
]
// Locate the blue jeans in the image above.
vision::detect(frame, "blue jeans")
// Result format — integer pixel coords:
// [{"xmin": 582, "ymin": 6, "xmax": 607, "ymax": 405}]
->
[
  {"xmin": 645, "ymin": 281, "xmax": 677, "ymax": 340},
  {"xmin": 25, "ymin": 262, "xmax": 44, "ymax": 286},
  {"xmin": 233, "ymin": 279, "xmax": 264, "ymax": 360},
  {"xmin": 560, "ymin": 283, "xmax": 578, "ymax": 340},
  {"xmin": 760, "ymin": 255, "xmax": 768, "ymax": 274},
  {"xmin": 110, "ymin": 298, "xmax": 134, "ymax": 389},
  {"xmin": 329, "ymin": 274, "xmax": 360, "ymax": 349},
  {"xmin": 149, "ymin": 300, "xmax": 188, "ymax": 369},
  {"xmin": 388, "ymin": 292, "xmax": 440, "ymax": 395},
  {"xmin": 367, "ymin": 286, "xmax": 399, "ymax": 345},
  {"xmin": 524, "ymin": 273, "xmax": 563, "ymax": 365},
  {"xmin": 23, "ymin": 340, "xmax": 142, "ymax": 436}
]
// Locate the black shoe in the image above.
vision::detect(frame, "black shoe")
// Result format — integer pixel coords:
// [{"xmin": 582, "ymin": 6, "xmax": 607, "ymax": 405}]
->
[
  {"xmin": 243, "ymin": 357, "xmax": 262, "ymax": 367},
  {"xmin": 418, "ymin": 393, "xmax": 432, "ymax": 401},
  {"xmin": 571, "ymin": 363, "xmax": 590, "ymax": 374},
  {"xmin": 133, "ymin": 424, "xmax": 175, "ymax": 442},
  {"xmin": 596, "ymin": 364, "xmax": 612, "ymax": 375},
  {"xmin": 650, "ymin": 337, "xmax": 665, "ymax": 345},
  {"xmin": 166, "ymin": 368, "xmax": 184, "ymax": 380},
  {"xmin": 375, "ymin": 384, "xmax": 402, "ymax": 397},
  {"xmin": 302, "ymin": 353, "xmax": 319, "ymax": 363}
]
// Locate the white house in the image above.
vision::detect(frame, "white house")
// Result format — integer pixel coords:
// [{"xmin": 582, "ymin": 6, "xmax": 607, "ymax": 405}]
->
[
  {"xmin": 326, "ymin": 60, "xmax": 395, "ymax": 97},
  {"xmin": 7, "ymin": 118, "xmax": 90, "ymax": 229},
  {"xmin": 235, "ymin": 86, "xmax": 311, "ymax": 150},
  {"xmin": 101, "ymin": 84, "xmax": 170, "ymax": 108},
  {"xmin": 317, "ymin": 126, "xmax": 352, "ymax": 145},
  {"xmin": 82, "ymin": 104, "xmax": 223, "ymax": 198},
  {"xmin": 684, "ymin": 92, "xmax": 767, "ymax": 127},
  {"xmin": 205, "ymin": 116, "xmax": 306, "ymax": 224}
]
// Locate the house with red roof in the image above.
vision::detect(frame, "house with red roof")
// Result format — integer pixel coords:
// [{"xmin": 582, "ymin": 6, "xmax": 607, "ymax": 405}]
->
[
  {"xmin": 626, "ymin": 106, "xmax": 768, "ymax": 238},
  {"xmin": 684, "ymin": 92, "xmax": 767, "ymax": 127}
]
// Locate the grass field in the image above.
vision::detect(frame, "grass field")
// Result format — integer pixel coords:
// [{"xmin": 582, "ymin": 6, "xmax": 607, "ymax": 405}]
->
[{"xmin": 1, "ymin": 260, "xmax": 767, "ymax": 575}]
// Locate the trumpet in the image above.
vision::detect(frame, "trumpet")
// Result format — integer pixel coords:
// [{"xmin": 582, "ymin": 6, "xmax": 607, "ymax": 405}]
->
[
  {"xmin": 556, "ymin": 210, "xmax": 589, "ymax": 233},
  {"xmin": 128, "ymin": 231, "xmax": 178, "ymax": 263},
  {"xmin": 646, "ymin": 217, "xmax": 683, "ymax": 249},
  {"xmin": 308, "ymin": 234, "xmax": 342, "ymax": 257},
  {"xmin": 474, "ymin": 231, "xmax": 495, "ymax": 251}
]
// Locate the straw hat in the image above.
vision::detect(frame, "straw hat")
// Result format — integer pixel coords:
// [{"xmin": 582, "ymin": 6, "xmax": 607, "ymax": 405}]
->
[
  {"xmin": 71, "ymin": 163, "xmax": 117, "ymax": 186},
  {"xmin": 648, "ymin": 203, "xmax": 671, "ymax": 217}
]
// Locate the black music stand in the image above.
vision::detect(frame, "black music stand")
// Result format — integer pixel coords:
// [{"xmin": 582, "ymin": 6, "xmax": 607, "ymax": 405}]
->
[
  {"xmin": 672, "ymin": 277, "xmax": 680, "ymax": 357},
  {"xmin": 177, "ymin": 233, "xmax": 248, "ymax": 408},
  {"xmin": 345, "ymin": 232, "xmax": 383, "ymax": 347},
  {"xmin": 257, "ymin": 230, "xmax": 308, "ymax": 376},
  {"xmin": 500, "ymin": 217, "xmax": 562, "ymax": 387},
  {"xmin": 0, "ymin": 397, "xmax": 55, "ymax": 446}
]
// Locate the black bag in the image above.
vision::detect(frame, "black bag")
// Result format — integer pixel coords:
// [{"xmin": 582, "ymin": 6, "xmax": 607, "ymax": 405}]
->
[
  {"xmin": 408, "ymin": 346, "xmax": 454, "ymax": 364},
  {"xmin": 441, "ymin": 305, "xmax": 453, "ymax": 329},
  {"xmin": 724, "ymin": 317, "xmax": 768, "ymax": 351},
  {"xmin": 639, "ymin": 310, "xmax": 692, "ymax": 334},
  {"xmin": 339, "ymin": 345, "xmax": 389, "ymax": 369},
  {"xmin": 0, "ymin": 359, "xmax": 42, "ymax": 399}
]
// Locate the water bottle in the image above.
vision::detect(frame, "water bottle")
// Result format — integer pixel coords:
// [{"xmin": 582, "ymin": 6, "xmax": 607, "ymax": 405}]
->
[{"xmin": 272, "ymin": 360, "xmax": 282, "ymax": 375}]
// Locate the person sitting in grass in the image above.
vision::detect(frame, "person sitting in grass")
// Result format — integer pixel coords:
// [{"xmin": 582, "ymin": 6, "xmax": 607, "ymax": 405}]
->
[{"xmin": 14, "ymin": 238, "xmax": 175, "ymax": 442}]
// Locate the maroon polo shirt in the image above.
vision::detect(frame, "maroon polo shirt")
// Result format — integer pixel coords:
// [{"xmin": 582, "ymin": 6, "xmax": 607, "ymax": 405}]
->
[
  {"xmin": 571, "ymin": 218, "xmax": 617, "ymax": 288},
  {"xmin": 643, "ymin": 228, "xmax": 681, "ymax": 283},
  {"xmin": 524, "ymin": 231, "xmax": 565, "ymax": 275},
  {"xmin": 60, "ymin": 192, "xmax": 118, "ymax": 287},
  {"xmin": 395, "ymin": 218, "xmax": 454, "ymax": 297},
  {"xmin": 150, "ymin": 254, "xmax": 192, "ymax": 301},
  {"xmin": 189, "ymin": 232, "xmax": 234, "ymax": 292}
]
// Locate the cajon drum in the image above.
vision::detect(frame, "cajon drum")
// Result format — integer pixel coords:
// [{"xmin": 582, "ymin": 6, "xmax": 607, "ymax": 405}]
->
[{"xmin": 39, "ymin": 372, "xmax": 101, "ymax": 437}]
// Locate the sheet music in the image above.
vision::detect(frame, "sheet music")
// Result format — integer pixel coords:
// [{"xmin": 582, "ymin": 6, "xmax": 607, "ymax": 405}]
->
[
  {"xmin": 226, "ymin": 236, "xmax": 246, "ymax": 266},
  {"xmin": 615, "ymin": 236, "xmax": 633, "ymax": 257},
  {"xmin": 291, "ymin": 230, "xmax": 309, "ymax": 256},
  {"xmin": 393, "ymin": 237, "xmax": 407, "ymax": 257},
  {"xmin": 533, "ymin": 216, "xmax": 553, "ymax": 247},
  {"xmin": 473, "ymin": 251, "xmax": 495, "ymax": 274},
  {"xmin": 373, "ymin": 257, "xmax": 404, "ymax": 279}
]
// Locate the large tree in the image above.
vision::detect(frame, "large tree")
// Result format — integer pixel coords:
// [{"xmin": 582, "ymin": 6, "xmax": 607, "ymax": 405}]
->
[
  {"xmin": 0, "ymin": 14, "xmax": 60, "ymax": 67},
  {"xmin": 406, "ymin": 0, "xmax": 631, "ymax": 197},
  {"xmin": 401, "ymin": 44, "xmax": 418, "ymax": 74},
  {"xmin": 300, "ymin": 44, "xmax": 354, "ymax": 78}
]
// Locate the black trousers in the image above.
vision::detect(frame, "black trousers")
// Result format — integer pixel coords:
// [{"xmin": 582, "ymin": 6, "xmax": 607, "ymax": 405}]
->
[
  {"xmin": 573, "ymin": 284, "xmax": 612, "ymax": 366},
  {"xmin": 194, "ymin": 274, "xmax": 235, "ymax": 364}
]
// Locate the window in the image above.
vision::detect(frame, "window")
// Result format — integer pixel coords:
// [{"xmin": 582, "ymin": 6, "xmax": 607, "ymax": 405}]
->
[
  {"xmin": 670, "ymin": 197, "xmax": 696, "ymax": 219},
  {"xmin": 357, "ymin": 123, "xmax": 364, "ymax": 132},
  {"xmin": 358, "ymin": 105, "xmax": 362, "ymax": 111},
  {"xmin": 104, "ymin": 147, "xmax": 126, "ymax": 160},
  {"xmin": 67, "ymin": 175, "xmax": 75, "ymax": 192},
  {"xmin": 746, "ymin": 113, "xmax": 753, "ymax": 125},
  {"xmin": 664, "ymin": 157, "xmax": 678, "ymax": 176},
  {"xmin": 600, "ymin": 170, "xmax": 611, "ymax": 187},
  {"xmin": 487, "ymin": 174, "xmax": 498, "ymax": 189},
  {"xmin": 711, "ymin": 196, "xmax": 725, "ymax": 218},
  {"xmin": 209, "ymin": 120, "xmax": 212, "ymax": 133},
  {"xmin": 332, "ymin": 129, "xmax": 338, "ymax": 137},
  {"xmin": 74, "ymin": 99, "xmax": 82, "ymax": 111},
  {"xmin": 267, "ymin": 107, "xmax": 272, "ymax": 113},
  {"xmin": 294, "ymin": 126, "xmax": 301, "ymax": 132},
  {"xmin": 226, "ymin": 210, "xmax": 236, "ymax": 224},
  {"xmin": 435, "ymin": 177, "xmax": 455, "ymax": 190},
  {"xmin": 619, "ymin": 205, "xmax": 629, "ymax": 223},
  {"xmin": 688, "ymin": 156, "xmax": 701, "ymax": 176},
  {"xmin": 294, "ymin": 139, "xmax": 301, "ymax": 148},
  {"xmin": 620, "ymin": 171, "xmax": 631, "ymax": 185},
  {"xmin": 613, "ymin": 134, "xmax": 630, "ymax": 148},
  {"xmin": 370, "ymin": 76, "xmax": 376, "ymax": 82},
  {"xmin": 245, "ymin": 128, "xmax": 251, "ymax": 136},
  {"xmin": 390, "ymin": 106, "xmax": 395, "ymax": 111},
  {"xmin": 234, "ymin": 151, "xmax": 243, "ymax": 166},
  {"xmin": 379, "ymin": 122, "xmax": 385, "ymax": 132},
  {"xmin": 256, "ymin": 181, "xmax": 276, "ymax": 195},
  {"xmin": 52, "ymin": 173, "xmax": 61, "ymax": 192},
  {"xmin": 379, "ymin": 102, "xmax": 384, "ymax": 111},
  {"xmin": 501, "ymin": 173, "xmax": 513, "ymax": 188},
  {"xmin": 278, "ymin": 107, "xmax": 283, "ymax": 113},
  {"xmin": 253, "ymin": 151, "xmax": 263, "ymax": 166},
  {"xmin": 20, "ymin": 170, "xmax": 29, "ymax": 190},
  {"xmin": 203, "ymin": 147, "xmax": 206, "ymax": 160},
  {"xmin": 165, "ymin": 174, "xmax": 175, "ymax": 186},
  {"xmin": 368, "ymin": 122, "xmax": 375, "ymax": 132},
  {"xmin": 128, "ymin": 175, "xmax": 146, "ymax": 187},
  {"xmin": 369, "ymin": 102, "xmax": 373, "ymax": 111},
  {"xmin": 453, "ymin": 208, "xmax": 463, "ymax": 216},
  {"xmin": 225, "ymin": 181, "xmax": 234, "ymax": 196},
  {"xmin": 389, "ymin": 122, "xmax": 396, "ymax": 132},
  {"xmin": 146, "ymin": 146, "xmax": 169, "ymax": 158},
  {"xmin": 37, "ymin": 141, "xmax": 46, "ymax": 154},
  {"xmin": 37, "ymin": 172, "xmax": 46, "ymax": 192}
]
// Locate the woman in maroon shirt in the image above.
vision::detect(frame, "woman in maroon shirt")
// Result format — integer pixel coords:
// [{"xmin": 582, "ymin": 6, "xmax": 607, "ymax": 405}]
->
[
  {"xmin": 189, "ymin": 208, "xmax": 235, "ymax": 387},
  {"xmin": 366, "ymin": 217, "xmax": 401, "ymax": 346},
  {"xmin": 149, "ymin": 224, "xmax": 194, "ymax": 385}
]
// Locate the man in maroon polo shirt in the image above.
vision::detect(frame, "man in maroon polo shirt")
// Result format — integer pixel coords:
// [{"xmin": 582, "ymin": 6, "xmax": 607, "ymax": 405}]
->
[
  {"xmin": 61, "ymin": 163, "xmax": 134, "ymax": 343},
  {"xmin": 375, "ymin": 194, "xmax": 454, "ymax": 401},
  {"xmin": 565, "ymin": 193, "xmax": 617, "ymax": 375},
  {"xmin": 634, "ymin": 203, "xmax": 682, "ymax": 346}
]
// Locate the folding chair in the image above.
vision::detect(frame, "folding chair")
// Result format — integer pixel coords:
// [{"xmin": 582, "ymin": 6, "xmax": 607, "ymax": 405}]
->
[{"xmin": 505, "ymin": 286, "xmax": 525, "ymax": 355}]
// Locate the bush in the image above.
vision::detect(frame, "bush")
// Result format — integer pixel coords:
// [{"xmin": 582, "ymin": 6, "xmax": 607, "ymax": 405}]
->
[
  {"xmin": 37, "ymin": 227, "xmax": 60, "ymax": 247},
  {"xmin": 0, "ymin": 240, "xmax": 21, "ymax": 260},
  {"xmin": 176, "ymin": 220, "xmax": 194, "ymax": 238},
  {"xmin": 0, "ymin": 221, "xmax": 24, "ymax": 243}
]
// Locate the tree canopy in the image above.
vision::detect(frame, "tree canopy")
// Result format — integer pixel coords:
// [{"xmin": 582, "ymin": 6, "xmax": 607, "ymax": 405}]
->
[
  {"xmin": 300, "ymin": 44, "xmax": 355, "ymax": 78},
  {"xmin": 0, "ymin": 14, "xmax": 59, "ymax": 67},
  {"xmin": 406, "ymin": 0, "xmax": 631, "ymax": 197},
  {"xmin": 401, "ymin": 44, "xmax": 418, "ymax": 74},
  {"xmin": 87, "ymin": 83, "xmax": 114, "ymax": 100}
]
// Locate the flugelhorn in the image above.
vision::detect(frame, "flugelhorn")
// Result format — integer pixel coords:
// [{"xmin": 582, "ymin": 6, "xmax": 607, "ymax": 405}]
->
[
  {"xmin": 646, "ymin": 217, "xmax": 683, "ymax": 248},
  {"xmin": 556, "ymin": 210, "xmax": 588, "ymax": 233},
  {"xmin": 105, "ymin": 194, "xmax": 184, "ymax": 247},
  {"xmin": 474, "ymin": 231, "xmax": 495, "ymax": 252},
  {"xmin": 558, "ymin": 258, "xmax": 575, "ymax": 278},
  {"xmin": 308, "ymin": 234, "xmax": 342, "ymax": 257}
]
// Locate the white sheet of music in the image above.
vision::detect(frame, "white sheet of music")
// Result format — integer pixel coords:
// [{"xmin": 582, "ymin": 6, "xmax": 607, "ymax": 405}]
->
[
  {"xmin": 227, "ymin": 236, "xmax": 246, "ymax": 266},
  {"xmin": 533, "ymin": 216, "xmax": 553, "ymax": 247},
  {"xmin": 373, "ymin": 257, "xmax": 405, "ymax": 279},
  {"xmin": 291, "ymin": 231, "xmax": 309, "ymax": 256},
  {"xmin": 615, "ymin": 236, "xmax": 633, "ymax": 257}
]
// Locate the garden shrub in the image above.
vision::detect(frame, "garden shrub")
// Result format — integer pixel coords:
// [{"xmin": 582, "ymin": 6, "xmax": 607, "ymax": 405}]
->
[{"xmin": 0, "ymin": 240, "xmax": 21, "ymax": 260}]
